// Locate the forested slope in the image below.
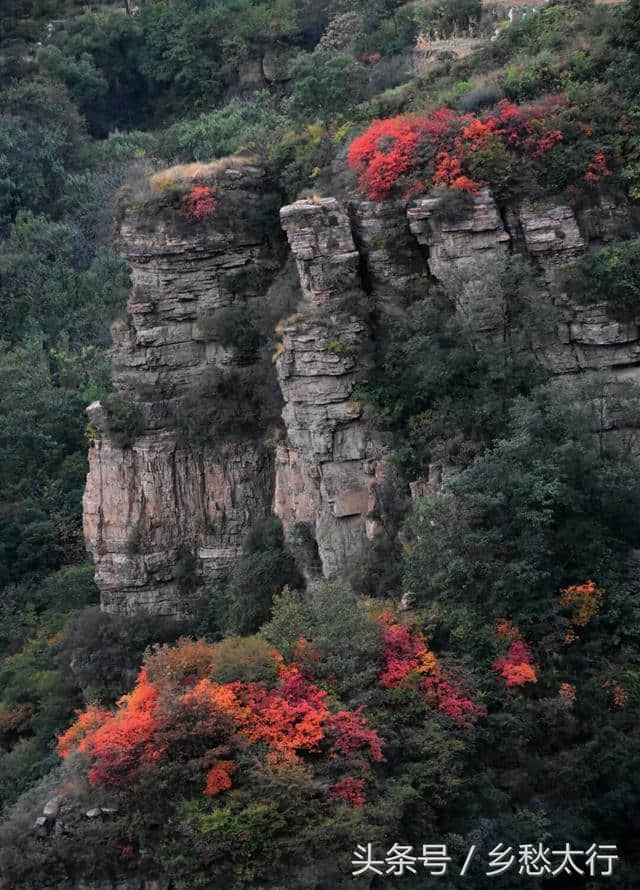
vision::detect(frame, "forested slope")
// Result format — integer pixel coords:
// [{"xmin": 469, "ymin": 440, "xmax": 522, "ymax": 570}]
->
[{"xmin": 2, "ymin": 0, "xmax": 640, "ymax": 887}]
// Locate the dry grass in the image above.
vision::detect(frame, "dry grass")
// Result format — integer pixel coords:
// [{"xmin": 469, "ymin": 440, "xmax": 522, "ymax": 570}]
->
[{"xmin": 149, "ymin": 155, "xmax": 259, "ymax": 194}]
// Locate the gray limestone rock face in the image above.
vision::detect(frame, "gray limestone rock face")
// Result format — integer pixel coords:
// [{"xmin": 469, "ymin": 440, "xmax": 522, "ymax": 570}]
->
[
  {"xmin": 350, "ymin": 198, "xmax": 432, "ymax": 305},
  {"xmin": 275, "ymin": 198, "xmax": 388, "ymax": 579},
  {"xmin": 407, "ymin": 188, "xmax": 640, "ymax": 374},
  {"xmin": 84, "ymin": 435, "xmax": 274, "ymax": 617},
  {"xmin": 408, "ymin": 188, "xmax": 511, "ymax": 332},
  {"xmin": 515, "ymin": 198, "xmax": 640, "ymax": 373},
  {"xmin": 83, "ymin": 164, "xmax": 640, "ymax": 615}
]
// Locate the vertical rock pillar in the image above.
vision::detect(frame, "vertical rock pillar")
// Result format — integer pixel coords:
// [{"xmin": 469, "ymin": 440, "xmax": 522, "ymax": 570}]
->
[
  {"xmin": 83, "ymin": 163, "xmax": 280, "ymax": 616},
  {"xmin": 274, "ymin": 198, "xmax": 387, "ymax": 579}
]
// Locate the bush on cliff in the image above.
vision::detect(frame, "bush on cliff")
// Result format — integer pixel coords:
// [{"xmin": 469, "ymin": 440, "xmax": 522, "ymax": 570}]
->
[
  {"xmin": 102, "ymin": 393, "xmax": 144, "ymax": 450},
  {"xmin": 179, "ymin": 363, "xmax": 282, "ymax": 446},
  {"xmin": 564, "ymin": 236, "xmax": 640, "ymax": 318},
  {"xmin": 197, "ymin": 305, "xmax": 264, "ymax": 364},
  {"xmin": 347, "ymin": 96, "xmax": 616, "ymax": 203},
  {"xmin": 225, "ymin": 518, "xmax": 304, "ymax": 635}
]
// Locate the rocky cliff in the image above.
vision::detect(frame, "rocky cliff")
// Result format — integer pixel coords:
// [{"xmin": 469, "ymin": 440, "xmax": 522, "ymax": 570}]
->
[
  {"xmin": 83, "ymin": 163, "xmax": 280, "ymax": 616},
  {"xmin": 82, "ymin": 160, "xmax": 640, "ymax": 615},
  {"xmin": 274, "ymin": 197, "xmax": 388, "ymax": 580}
]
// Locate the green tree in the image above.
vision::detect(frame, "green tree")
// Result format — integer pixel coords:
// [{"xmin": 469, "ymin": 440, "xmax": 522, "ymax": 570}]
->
[
  {"xmin": 226, "ymin": 518, "xmax": 303, "ymax": 635},
  {"xmin": 288, "ymin": 51, "xmax": 368, "ymax": 126},
  {"xmin": 404, "ymin": 376, "xmax": 640, "ymax": 621},
  {"xmin": 0, "ymin": 83, "xmax": 86, "ymax": 230}
]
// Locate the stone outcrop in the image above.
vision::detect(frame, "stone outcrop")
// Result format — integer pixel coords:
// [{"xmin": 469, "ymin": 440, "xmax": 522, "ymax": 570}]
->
[
  {"xmin": 408, "ymin": 188, "xmax": 640, "ymax": 373},
  {"xmin": 408, "ymin": 188, "xmax": 511, "ymax": 331},
  {"xmin": 83, "ymin": 163, "xmax": 280, "ymax": 616},
  {"xmin": 351, "ymin": 198, "xmax": 431, "ymax": 305},
  {"xmin": 82, "ymin": 155, "xmax": 640, "ymax": 615},
  {"xmin": 514, "ymin": 197, "xmax": 640, "ymax": 374},
  {"xmin": 274, "ymin": 198, "xmax": 387, "ymax": 579},
  {"xmin": 84, "ymin": 429, "xmax": 274, "ymax": 615}
]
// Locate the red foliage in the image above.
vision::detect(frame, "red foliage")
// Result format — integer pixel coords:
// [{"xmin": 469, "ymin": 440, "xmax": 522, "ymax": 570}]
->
[
  {"xmin": 379, "ymin": 620, "xmax": 435, "ymax": 687},
  {"xmin": 330, "ymin": 775, "xmax": 366, "ymax": 807},
  {"xmin": 180, "ymin": 185, "xmax": 217, "ymax": 219},
  {"xmin": 242, "ymin": 671, "xmax": 330, "ymax": 759},
  {"xmin": 327, "ymin": 710, "xmax": 385, "ymax": 763},
  {"xmin": 57, "ymin": 704, "xmax": 112, "ymax": 759},
  {"xmin": 421, "ymin": 675, "xmax": 485, "ymax": 725},
  {"xmin": 377, "ymin": 612, "xmax": 483, "ymax": 727},
  {"xmin": 347, "ymin": 95, "xmax": 596, "ymax": 201},
  {"xmin": 493, "ymin": 639, "xmax": 538, "ymax": 688},
  {"xmin": 83, "ymin": 670, "xmax": 161, "ymax": 787},
  {"xmin": 58, "ymin": 641, "xmax": 386, "ymax": 800},
  {"xmin": 347, "ymin": 116, "xmax": 427, "ymax": 201},
  {"xmin": 204, "ymin": 760, "xmax": 235, "ymax": 796}
]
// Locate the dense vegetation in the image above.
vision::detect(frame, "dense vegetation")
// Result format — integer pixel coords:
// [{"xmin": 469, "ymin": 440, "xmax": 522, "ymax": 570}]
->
[{"xmin": 3, "ymin": 0, "xmax": 640, "ymax": 887}]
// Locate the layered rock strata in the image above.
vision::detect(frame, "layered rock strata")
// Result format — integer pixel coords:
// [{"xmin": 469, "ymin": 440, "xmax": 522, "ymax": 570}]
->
[
  {"xmin": 350, "ymin": 198, "xmax": 432, "ymax": 304},
  {"xmin": 408, "ymin": 188, "xmax": 510, "ymax": 332},
  {"xmin": 83, "ymin": 163, "xmax": 640, "ymax": 614},
  {"xmin": 83, "ymin": 164, "xmax": 280, "ymax": 616},
  {"xmin": 408, "ymin": 188, "xmax": 640, "ymax": 373},
  {"xmin": 274, "ymin": 198, "xmax": 387, "ymax": 579}
]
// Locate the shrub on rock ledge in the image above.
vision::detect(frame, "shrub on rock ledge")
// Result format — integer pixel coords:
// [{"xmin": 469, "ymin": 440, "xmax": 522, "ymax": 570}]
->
[{"xmin": 347, "ymin": 97, "xmax": 613, "ymax": 203}]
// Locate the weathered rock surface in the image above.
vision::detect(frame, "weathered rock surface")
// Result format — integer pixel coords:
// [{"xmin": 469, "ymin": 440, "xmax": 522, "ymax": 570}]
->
[
  {"xmin": 84, "ymin": 429, "xmax": 274, "ymax": 616},
  {"xmin": 351, "ymin": 198, "xmax": 431, "ymax": 304},
  {"xmin": 275, "ymin": 198, "xmax": 387, "ymax": 578},
  {"xmin": 83, "ymin": 164, "xmax": 280, "ymax": 616},
  {"xmin": 83, "ymin": 157, "xmax": 640, "ymax": 614},
  {"xmin": 515, "ymin": 197, "xmax": 640, "ymax": 373},
  {"xmin": 408, "ymin": 188, "xmax": 510, "ymax": 331},
  {"xmin": 408, "ymin": 188, "xmax": 640, "ymax": 372}
]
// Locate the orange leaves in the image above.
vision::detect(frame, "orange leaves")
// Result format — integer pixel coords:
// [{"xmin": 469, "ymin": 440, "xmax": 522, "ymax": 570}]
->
[
  {"xmin": 379, "ymin": 620, "xmax": 436, "ymax": 688},
  {"xmin": 182, "ymin": 678, "xmax": 248, "ymax": 724},
  {"xmin": 204, "ymin": 760, "xmax": 235, "ymax": 797},
  {"xmin": 558, "ymin": 580, "xmax": 604, "ymax": 633},
  {"xmin": 493, "ymin": 621, "xmax": 539, "ymax": 689},
  {"xmin": 461, "ymin": 116, "xmax": 497, "ymax": 148},
  {"xmin": 499, "ymin": 661, "xmax": 538, "ymax": 688},
  {"xmin": 83, "ymin": 669, "xmax": 160, "ymax": 787},
  {"xmin": 239, "ymin": 670, "xmax": 344, "ymax": 764},
  {"xmin": 58, "ymin": 640, "xmax": 385, "ymax": 801},
  {"xmin": 57, "ymin": 704, "xmax": 112, "ymax": 759},
  {"xmin": 145, "ymin": 637, "xmax": 218, "ymax": 688},
  {"xmin": 493, "ymin": 640, "xmax": 538, "ymax": 689},
  {"xmin": 559, "ymin": 682, "xmax": 576, "ymax": 702},
  {"xmin": 495, "ymin": 619, "xmax": 520, "ymax": 640}
]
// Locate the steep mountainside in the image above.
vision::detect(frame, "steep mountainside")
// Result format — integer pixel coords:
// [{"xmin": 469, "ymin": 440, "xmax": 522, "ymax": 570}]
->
[{"xmin": 83, "ymin": 166, "xmax": 639, "ymax": 617}]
